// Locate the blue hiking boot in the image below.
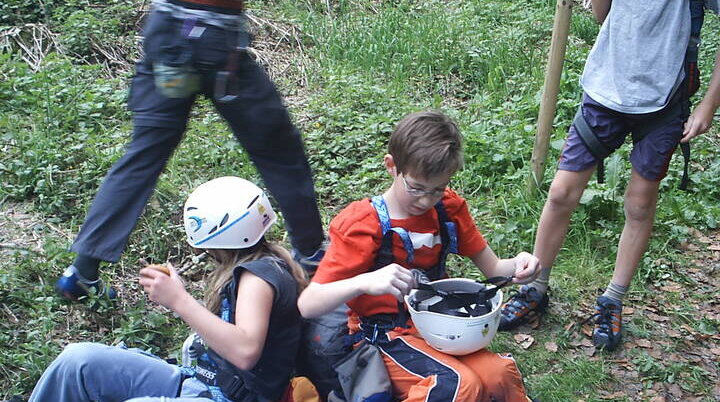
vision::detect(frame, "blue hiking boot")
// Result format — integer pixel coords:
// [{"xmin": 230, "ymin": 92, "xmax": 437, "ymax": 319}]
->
[
  {"xmin": 55, "ymin": 265, "xmax": 117, "ymax": 301},
  {"xmin": 292, "ymin": 241, "xmax": 328, "ymax": 275},
  {"xmin": 498, "ymin": 285, "xmax": 549, "ymax": 331},
  {"xmin": 592, "ymin": 296, "xmax": 623, "ymax": 351}
]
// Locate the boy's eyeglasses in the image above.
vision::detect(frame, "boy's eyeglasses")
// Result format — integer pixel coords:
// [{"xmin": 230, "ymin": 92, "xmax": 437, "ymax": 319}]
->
[{"xmin": 401, "ymin": 175, "xmax": 446, "ymax": 198}]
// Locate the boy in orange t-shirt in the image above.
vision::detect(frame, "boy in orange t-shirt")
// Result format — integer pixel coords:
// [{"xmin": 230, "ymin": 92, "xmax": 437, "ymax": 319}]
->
[{"xmin": 298, "ymin": 111, "xmax": 540, "ymax": 402}]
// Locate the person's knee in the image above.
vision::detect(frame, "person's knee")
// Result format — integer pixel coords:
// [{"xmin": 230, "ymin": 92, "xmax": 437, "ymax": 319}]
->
[
  {"xmin": 58, "ymin": 342, "xmax": 106, "ymax": 365},
  {"xmin": 482, "ymin": 353, "xmax": 521, "ymax": 383},
  {"xmin": 479, "ymin": 354, "xmax": 526, "ymax": 399},
  {"xmin": 624, "ymin": 196, "xmax": 656, "ymax": 223},
  {"xmin": 457, "ymin": 375, "xmax": 482, "ymax": 401},
  {"xmin": 58, "ymin": 343, "xmax": 108, "ymax": 371},
  {"xmin": 453, "ymin": 365, "xmax": 481, "ymax": 400},
  {"xmin": 546, "ymin": 179, "xmax": 582, "ymax": 211}
]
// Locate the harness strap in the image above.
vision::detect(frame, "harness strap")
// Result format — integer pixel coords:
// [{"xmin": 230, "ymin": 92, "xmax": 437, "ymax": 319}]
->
[
  {"xmin": 574, "ymin": 97, "xmax": 691, "ymax": 190},
  {"xmin": 371, "ymin": 196, "xmax": 415, "ymax": 265},
  {"xmin": 631, "ymin": 97, "xmax": 691, "ymax": 190},
  {"xmin": 434, "ymin": 199, "xmax": 459, "ymax": 280},
  {"xmin": 196, "ymin": 357, "xmax": 250, "ymax": 401},
  {"xmin": 679, "ymin": 142, "xmax": 691, "ymax": 190},
  {"xmin": 360, "ymin": 196, "xmax": 461, "ymax": 341},
  {"xmin": 369, "ymin": 195, "xmax": 457, "ymax": 276},
  {"xmin": 573, "ymin": 0, "xmax": 702, "ymax": 190},
  {"xmin": 573, "ymin": 106, "xmax": 611, "ymax": 184}
]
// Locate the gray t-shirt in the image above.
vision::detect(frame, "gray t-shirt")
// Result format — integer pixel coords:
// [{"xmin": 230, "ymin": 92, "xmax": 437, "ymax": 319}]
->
[{"xmin": 581, "ymin": 0, "xmax": 690, "ymax": 114}]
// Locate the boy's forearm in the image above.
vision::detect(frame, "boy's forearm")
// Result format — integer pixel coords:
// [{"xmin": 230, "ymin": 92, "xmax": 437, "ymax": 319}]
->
[
  {"xmin": 172, "ymin": 293, "xmax": 262, "ymax": 370},
  {"xmin": 470, "ymin": 246, "xmax": 511, "ymax": 278},
  {"xmin": 298, "ymin": 279, "xmax": 365, "ymax": 318},
  {"xmin": 591, "ymin": 0, "xmax": 611, "ymax": 24}
]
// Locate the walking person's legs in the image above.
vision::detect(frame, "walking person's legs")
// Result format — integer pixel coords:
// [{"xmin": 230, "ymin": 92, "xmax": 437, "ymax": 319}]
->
[
  {"xmin": 500, "ymin": 93, "xmax": 630, "ymax": 330},
  {"xmin": 214, "ymin": 57, "xmax": 324, "ymax": 271},
  {"xmin": 58, "ymin": 59, "xmax": 194, "ymax": 300}
]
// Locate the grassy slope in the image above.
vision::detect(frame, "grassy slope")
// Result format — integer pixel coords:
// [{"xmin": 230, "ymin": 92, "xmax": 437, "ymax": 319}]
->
[{"xmin": 1, "ymin": 0, "xmax": 719, "ymax": 399}]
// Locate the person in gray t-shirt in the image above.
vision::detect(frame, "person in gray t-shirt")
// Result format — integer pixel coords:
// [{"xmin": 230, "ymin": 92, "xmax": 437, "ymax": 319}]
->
[{"xmin": 498, "ymin": 0, "xmax": 720, "ymax": 351}]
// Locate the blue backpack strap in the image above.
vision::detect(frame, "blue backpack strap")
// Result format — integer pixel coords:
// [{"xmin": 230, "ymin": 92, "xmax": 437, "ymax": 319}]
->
[
  {"xmin": 370, "ymin": 196, "xmax": 415, "ymax": 268},
  {"xmin": 369, "ymin": 196, "xmax": 415, "ymax": 330}
]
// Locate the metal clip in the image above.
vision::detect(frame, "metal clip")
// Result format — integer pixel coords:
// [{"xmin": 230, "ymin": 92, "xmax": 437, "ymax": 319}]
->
[{"xmin": 371, "ymin": 324, "xmax": 379, "ymax": 344}]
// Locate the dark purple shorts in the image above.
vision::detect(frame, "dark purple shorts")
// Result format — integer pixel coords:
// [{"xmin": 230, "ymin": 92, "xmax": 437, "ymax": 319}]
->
[{"xmin": 559, "ymin": 93, "xmax": 686, "ymax": 182}]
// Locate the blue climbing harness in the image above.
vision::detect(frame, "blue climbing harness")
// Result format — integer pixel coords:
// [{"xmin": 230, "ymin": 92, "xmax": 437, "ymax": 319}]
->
[
  {"xmin": 177, "ymin": 296, "xmax": 250, "ymax": 402},
  {"xmin": 356, "ymin": 196, "xmax": 459, "ymax": 344}
]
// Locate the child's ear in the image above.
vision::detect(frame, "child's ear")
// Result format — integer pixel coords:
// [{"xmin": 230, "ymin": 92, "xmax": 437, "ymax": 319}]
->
[{"xmin": 383, "ymin": 154, "xmax": 396, "ymax": 176}]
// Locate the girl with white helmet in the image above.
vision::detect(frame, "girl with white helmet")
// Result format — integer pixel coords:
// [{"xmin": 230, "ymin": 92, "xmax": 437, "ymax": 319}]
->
[{"xmin": 29, "ymin": 177, "xmax": 309, "ymax": 402}]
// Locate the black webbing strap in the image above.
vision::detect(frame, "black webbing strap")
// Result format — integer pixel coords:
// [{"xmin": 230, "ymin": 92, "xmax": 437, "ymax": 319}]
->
[
  {"xmin": 679, "ymin": 142, "xmax": 690, "ymax": 190},
  {"xmin": 433, "ymin": 201, "xmax": 455, "ymax": 281},
  {"xmin": 573, "ymin": 106, "xmax": 611, "ymax": 184}
]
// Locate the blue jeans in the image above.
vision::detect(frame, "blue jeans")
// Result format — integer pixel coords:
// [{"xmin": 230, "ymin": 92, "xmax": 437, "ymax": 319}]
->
[
  {"xmin": 71, "ymin": 8, "xmax": 323, "ymax": 262},
  {"xmin": 29, "ymin": 343, "xmax": 214, "ymax": 401}
]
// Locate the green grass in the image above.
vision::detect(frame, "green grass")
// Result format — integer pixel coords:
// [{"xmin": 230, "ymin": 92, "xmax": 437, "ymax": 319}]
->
[{"xmin": 1, "ymin": 0, "xmax": 720, "ymax": 399}]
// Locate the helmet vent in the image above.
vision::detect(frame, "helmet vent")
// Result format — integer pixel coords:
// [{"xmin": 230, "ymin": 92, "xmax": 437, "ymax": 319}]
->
[
  {"xmin": 207, "ymin": 225, "xmax": 218, "ymax": 235},
  {"xmin": 246, "ymin": 195, "xmax": 260, "ymax": 209},
  {"xmin": 186, "ymin": 207, "xmax": 198, "ymax": 211},
  {"xmin": 243, "ymin": 238, "xmax": 249, "ymax": 242},
  {"xmin": 219, "ymin": 213, "xmax": 229, "ymax": 227}
]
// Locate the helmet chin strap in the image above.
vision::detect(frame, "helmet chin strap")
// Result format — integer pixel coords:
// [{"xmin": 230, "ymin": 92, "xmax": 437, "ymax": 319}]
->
[{"xmin": 411, "ymin": 276, "xmax": 515, "ymax": 317}]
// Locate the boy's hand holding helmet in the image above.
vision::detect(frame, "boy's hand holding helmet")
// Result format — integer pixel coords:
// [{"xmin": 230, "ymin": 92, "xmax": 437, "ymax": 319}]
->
[
  {"xmin": 511, "ymin": 252, "xmax": 540, "ymax": 284},
  {"xmin": 360, "ymin": 263, "xmax": 414, "ymax": 301},
  {"xmin": 139, "ymin": 262, "xmax": 188, "ymax": 310}
]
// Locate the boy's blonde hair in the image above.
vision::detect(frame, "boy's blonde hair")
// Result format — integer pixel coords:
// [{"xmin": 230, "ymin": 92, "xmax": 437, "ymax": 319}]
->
[
  {"xmin": 389, "ymin": 111, "xmax": 463, "ymax": 178},
  {"xmin": 204, "ymin": 241, "xmax": 308, "ymax": 314}
]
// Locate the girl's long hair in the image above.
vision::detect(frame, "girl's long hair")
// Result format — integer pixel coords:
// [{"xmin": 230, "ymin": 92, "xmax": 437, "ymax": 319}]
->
[{"xmin": 203, "ymin": 240, "xmax": 308, "ymax": 315}]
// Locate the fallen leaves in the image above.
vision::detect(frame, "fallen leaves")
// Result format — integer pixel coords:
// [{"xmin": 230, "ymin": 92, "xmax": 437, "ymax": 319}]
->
[
  {"xmin": 513, "ymin": 333, "xmax": 534, "ymax": 349},
  {"xmin": 646, "ymin": 312, "xmax": 669, "ymax": 322},
  {"xmin": 598, "ymin": 391, "xmax": 626, "ymax": 400},
  {"xmin": 658, "ymin": 282, "xmax": 682, "ymax": 292},
  {"xmin": 544, "ymin": 341, "xmax": 558, "ymax": 352}
]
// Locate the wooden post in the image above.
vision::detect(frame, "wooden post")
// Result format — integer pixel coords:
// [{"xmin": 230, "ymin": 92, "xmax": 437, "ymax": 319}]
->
[{"xmin": 528, "ymin": 0, "xmax": 573, "ymax": 193}]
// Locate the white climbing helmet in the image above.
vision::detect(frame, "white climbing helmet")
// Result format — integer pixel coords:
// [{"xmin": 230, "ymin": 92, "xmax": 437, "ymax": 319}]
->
[
  {"xmin": 183, "ymin": 176, "xmax": 276, "ymax": 249},
  {"xmin": 405, "ymin": 278, "xmax": 503, "ymax": 355}
]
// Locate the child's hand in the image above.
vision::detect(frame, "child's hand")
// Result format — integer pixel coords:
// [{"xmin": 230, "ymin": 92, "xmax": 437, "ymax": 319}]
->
[
  {"xmin": 511, "ymin": 252, "xmax": 540, "ymax": 284},
  {"xmin": 360, "ymin": 263, "xmax": 414, "ymax": 301},
  {"xmin": 139, "ymin": 262, "xmax": 188, "ymax": 310}
]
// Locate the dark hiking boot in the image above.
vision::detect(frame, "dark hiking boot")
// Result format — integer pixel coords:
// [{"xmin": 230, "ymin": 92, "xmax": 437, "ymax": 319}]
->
[
  {"xmin": 592, "ymin": 296, "xmax": 622, "ymax": 351},
  {"xmin": 498, "ymin": 285, "xmax": 549, "ymax": 331},
  {"xmin": 55, "ymin": 265, "xmax": 117, "ymax": 301}
]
